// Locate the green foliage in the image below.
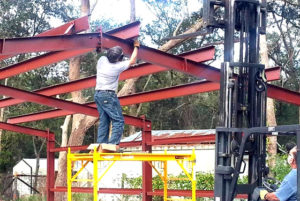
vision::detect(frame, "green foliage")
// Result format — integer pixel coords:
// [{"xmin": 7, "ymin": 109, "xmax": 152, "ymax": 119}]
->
[
  {"xmin": 72, "ymin": 193, "xmax": 93, "ymax": 201},
  {"xmin": 270, "ymin": 154, "xmax": 291, "ymax": 181},
  {"xmin": 0, "ymin": 0, "xmax": 75, "ymax": 173},
  {"xmin": 123, "ymin": 172, "xmax": 214, "ymax": 201},
  {"xmin": 124, "ymin": 171, "xmax": 214, "ymax": 190}
]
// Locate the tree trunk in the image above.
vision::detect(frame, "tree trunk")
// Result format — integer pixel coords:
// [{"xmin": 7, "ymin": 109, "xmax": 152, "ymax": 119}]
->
[
  {"xmin": 54, "ymin": 2, "xmax": 92, "ymax": 201},
  {"xmin": 260, "ymin": 34, "xmax": 277, "ymax": 168},
  {"xmin": 120, "ymin": 0, "xmax": 138, "ymax": 135}
]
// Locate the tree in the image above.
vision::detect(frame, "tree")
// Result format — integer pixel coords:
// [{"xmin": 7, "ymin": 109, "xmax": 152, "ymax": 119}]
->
[
  {"xmin": 260, "ymin": 34, "xmax": 277, "ymax": 168},
  {"xmin": 0, "ymin": 0, "xmax": 74, "ymax": 174},
  {"xmin": 267, "ymin": 0, "xmax": 299, "ymax": 146}
]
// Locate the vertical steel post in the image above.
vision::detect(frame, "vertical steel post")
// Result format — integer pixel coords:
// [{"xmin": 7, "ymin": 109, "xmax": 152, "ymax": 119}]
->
[
  {"xmin": 141, "ymin": 115, "xmax": 152, "ymax": 201},
  {"xmin": 47, "ymin": 131, "xmax": 55, "ymax": 201}
]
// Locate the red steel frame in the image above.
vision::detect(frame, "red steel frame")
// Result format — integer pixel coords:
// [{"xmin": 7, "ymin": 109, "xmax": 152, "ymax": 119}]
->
[{"xmin": 0, "ymin": 16, "xmax": 299, "ymax": 201}]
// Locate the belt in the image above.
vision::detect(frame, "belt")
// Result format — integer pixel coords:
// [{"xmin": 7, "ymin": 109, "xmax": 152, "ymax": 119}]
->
[{"xmin": 97, "ymin": 90, "xmax": 115, "ymax": 93}]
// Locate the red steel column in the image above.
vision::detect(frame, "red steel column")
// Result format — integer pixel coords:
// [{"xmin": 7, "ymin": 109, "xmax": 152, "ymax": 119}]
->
[
  {"xmin": 141, "ymin": 116, "xmax": 152, "ymax": 201},
  {"xmin": 47, "ymin": 131, "xmax": 55, "ymax": 201}
]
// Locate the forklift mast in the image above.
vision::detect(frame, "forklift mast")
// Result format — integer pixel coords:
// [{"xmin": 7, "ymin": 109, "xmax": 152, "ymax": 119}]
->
[
  {"xmin": 203, "ymin": 0, "xmax": 300, "ymax": 200},
  {"xmin": 203, "ymin": 0, "xmax": 269, "ymax": 200}
]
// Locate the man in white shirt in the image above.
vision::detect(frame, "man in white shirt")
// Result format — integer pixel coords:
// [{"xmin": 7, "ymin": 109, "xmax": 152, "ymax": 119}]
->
[{"xmin": 94, "ymin": 40, "xmax": 139, "ymax": 150}]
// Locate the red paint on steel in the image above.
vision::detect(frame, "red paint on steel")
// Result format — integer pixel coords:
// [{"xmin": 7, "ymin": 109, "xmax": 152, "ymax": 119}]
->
[
  {"xmin": 101, "ymin": 33, "xmax": 221, "ymax": 82},
  {"xmin": 52, "ymin": 187, "xmax": 143, "ymax": 194},
  {"xmin": 148, "ymin": 134, "xmax": 216, "ymax": 145},
  {"xmin": 0, "ymin": 122, "xmax": 49, "ymax": 138},
  {"xmin": 148, "ymin": 190, "xmax": 248, "ymax": 198},
  {"xmin": 38, "ymin": 16, "xmax": 89, "ymax": 37},
  {"xmin": 0, "ymin": 84, "xmax": 99, "ymax": 116},
  {"xmin": 0, "ymin": 33, "xmax": 101, "ymax": 55},
  {"xmin": 141, "ymin": 116, "xmax": 152, "ymax": 201},
  {"xmin": 0, "ymin": 84, "xmax": 147, "ymax": 127},
  {"xmin": 50, "ymin": 187, "xmax": 247, "ymax": 198},
  {"xmin": 178, "ymin": 46, "xmax": 215, "ymax": 62},
  {"xmin": 106, "ymin": 21, "xmax": 140, "ymax": 39},
  {"xmin": 265, "ymin": 66, "xmax": 281, "ymax": 82},
  {"xmin": 0, "ymin": 21, "xmax": 140, "ymax": 80},
  {"xmin": 47, "ymin": 132, "xmax": 55, "ymax": 201},
  {"xmin": 119, "ymin": 81, "xmax": 220, "ymax": 106},
  {"xmin": 6, "ymin": 81, "xmax": 219, "ymax": 123},
  {"xmin": 49, "ymin": 141, "xmax": 142, "ymax": 153},
  {"xmin": 0, "ymin": 49, "xmax": 93, "ymax": 80},
  {"xmin": 0, "ymin": 16, "xmax": 89, "ymax": 61},
  {"xmin": 267, "ymin": 84, "xmax": 300, "ymax": 106},
  {"xmin": 0, "ymin": 46, "xmax": 215, "ymax": 108}
]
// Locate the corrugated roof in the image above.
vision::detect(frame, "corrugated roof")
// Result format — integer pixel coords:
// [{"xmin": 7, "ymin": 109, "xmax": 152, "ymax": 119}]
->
[{"xmin": 121, "ymin": 129, "xmax": 216, "ymax": 142}]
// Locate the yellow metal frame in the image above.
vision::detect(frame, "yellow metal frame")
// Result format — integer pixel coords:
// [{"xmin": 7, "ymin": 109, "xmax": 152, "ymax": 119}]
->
[{"xmin": 67, "ymin": 148, "xmax": 196, "ymax": 201}]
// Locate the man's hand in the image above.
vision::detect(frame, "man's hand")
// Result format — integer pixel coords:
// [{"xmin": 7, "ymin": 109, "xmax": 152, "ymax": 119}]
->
[
  {"xmin": 260, "ymin": 189, "xmax": 268, "ymax": 200},
  {"xmin": 133, "ymin": 40, "xmax": 140, "ymax": 48}
]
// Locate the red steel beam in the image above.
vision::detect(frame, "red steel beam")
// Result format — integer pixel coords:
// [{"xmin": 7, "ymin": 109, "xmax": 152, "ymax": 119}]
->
[
  {"xmin": 148, "ymin": 134, "xmax": 216, "ymax": 145},
  {"xmin": 0, "ymin": 46, "xmax": 215, "ymax": 108},
  {"xmin": 0, "ymin": 21, "xmax": 140, "ymax": 80},
  {"xmin": 105, "ymin": 21, "xmax": 141, "ymax": 39},
  {"xmin": 0, "ymin": 84, "xmax": 146, "ymax": 127},
  {"xmin": 101, "ymin": 33, "xmax": 221, "ymax": 82},
  {"xmin": 7, "ymin": 73, "xmax": 283, "ymax": 124},
  {"xmin": 267, "ymin": 84, "xmax": 300, "ymax": 106},
  {"xmin": 0, "ymin": 25, "xmax": 279, "ymax": 85},
  {"xmin": 0, "ymin": 32, "xmax": 219, "ymax": 81},
  {"xmin": 49, "ymin": 141, "xmax": 143, "ymax": 153},
  {"xmin": 0, "ymin": 122, "xmax": 50, "ymax": 139},
  {"xmin": 0, "ymin": 33, "xmax": 101, "ymax": 55},
  {"xmin": 0, "ymin": 16, "xmax": 89, "ymax": 61},
  {"xmin": 7, "ymin": 81, "xmax": 220, "ymax": 123},
  {"xmin": 0, "ymin": 49, "xmax": 93, "ymax": 80},
  {"xmin": 50, "ymin": 187, "xmax": 247, "ymax": 199}
]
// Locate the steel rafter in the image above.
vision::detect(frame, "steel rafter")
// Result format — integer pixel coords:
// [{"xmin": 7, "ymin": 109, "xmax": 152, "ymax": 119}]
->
[
  {"xmin": 6, "ymin": 81, "xmax": 220, "ymax": 123},
  {"xmin": 0, "ymin": 122, "xmax": 51, "ymax": 139},
  {"xmin": 0, "ymin": 16, "xmax": 89, "ymax": 61},
  {"xmin": 0, "ymin": 32, "xmax": 220, "ymax": 81},
  {"xmin": 0, "ymin": 84, "xmax": 147, "ymax": 127},
  {"xmin": 102, "ymin": 33, "xmax": 221, "ymax": 81},
  {"xmin": 6, "ymin": 69, "xmax": 281, "ymax": 124},
  {"xmin": 267, "ymin": 84, "xmax": 300, "ymax": 105},
  {"xmin": 0, "ymin": 46, "xmax": 215, "ymax": 108},
  {"xmin": 0, "ymin": 33, "xmax": 102, "ymax": 55},
  {"xmin": 0, "ymin": 21, "xmax": 141, "ymax": 80},
  {"xmin": 148, "ymin": 134, "xmax": 215, "ymax": 145}
]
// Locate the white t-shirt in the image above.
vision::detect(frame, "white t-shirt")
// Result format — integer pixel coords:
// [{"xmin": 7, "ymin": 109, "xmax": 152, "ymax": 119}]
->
[{"xmin": 95, "ymin": 56, "xmax": 130, "ymax": 91}]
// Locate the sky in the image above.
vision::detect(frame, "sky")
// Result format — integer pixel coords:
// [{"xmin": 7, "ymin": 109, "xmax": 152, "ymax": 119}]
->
[{"xmin": 89, "ymin": 0, "xmax": 202, "ymax": 26}]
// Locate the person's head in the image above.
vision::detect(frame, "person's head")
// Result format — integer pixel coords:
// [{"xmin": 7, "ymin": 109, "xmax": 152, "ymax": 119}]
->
[
  {"xmin": 287, "ymin": 146, "xmax": 297, "ymax": 168},
  {"xmin": 107, "ymin": 46, "xmax": 124, "ymax": 63},
  {"xmin": 286, "ymin": 142, "xmax": 296, "ymax": 153}
]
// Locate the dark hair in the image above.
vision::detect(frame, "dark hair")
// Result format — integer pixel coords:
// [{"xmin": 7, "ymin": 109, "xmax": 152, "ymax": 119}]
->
[
  {"xmin": 286, "ymin": 142, "xmax": 296, "ymax": 153},
  {"xmin": 107, "ymin": 46, "xmax": 123, "ymax": 63}
]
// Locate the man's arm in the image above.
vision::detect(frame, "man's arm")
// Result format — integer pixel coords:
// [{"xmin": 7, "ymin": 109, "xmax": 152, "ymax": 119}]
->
[
  {"xmin": 265, "ymin": 192, "xmax": 280, "ymax": 201},
  {"xmin": 128, "ymin": 40, "xmax": 140, "ymax": 66}
]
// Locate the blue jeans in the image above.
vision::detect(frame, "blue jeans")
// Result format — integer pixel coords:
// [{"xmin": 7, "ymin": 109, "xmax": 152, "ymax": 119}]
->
[{"xmin": 94, "ymin": 90, "xmax": 124, "ymax": 144}]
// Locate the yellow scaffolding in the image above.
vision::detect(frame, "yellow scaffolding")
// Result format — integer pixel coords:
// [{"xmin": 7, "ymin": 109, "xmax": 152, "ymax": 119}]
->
[{"xmin": 67, "ymin": 148, "xmax": 196, "ymax": 201}]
